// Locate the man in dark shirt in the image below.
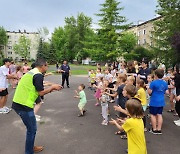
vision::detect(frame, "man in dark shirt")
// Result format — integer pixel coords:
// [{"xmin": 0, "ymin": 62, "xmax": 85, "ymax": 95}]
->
[
  {"xmin": 138, "ymin": 60, "xmax": 151, "ymax": 84},
  {"xmin": 60, "ymin": 60, "xmax": 71, "ymax": 88},
  {"xmin": 12, "ymin": 59, "xmax": 62, "ymax": 154}
]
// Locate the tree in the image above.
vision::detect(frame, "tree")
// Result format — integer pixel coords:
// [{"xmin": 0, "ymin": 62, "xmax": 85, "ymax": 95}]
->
[
  {"xmin": 0, "ymin": 26, "xmax": 8, "ymax": 58},
  {"xmin": 96, "ymin": 0, "xmax": 129, "ymax": 61},
  {"xmin": 117, "ymin": 32, "xmax": 137, "ymax": 54},
  {"xmin": 13, "ymin": 35, "xmax": 31, "ymax": 60},
  {"xmin": 153, "ymin": 0, "xmax": 180, "ymax": 66},
  {"xmin": 52, "ymin": 13, "xmax": 93, "ymax": 63}
]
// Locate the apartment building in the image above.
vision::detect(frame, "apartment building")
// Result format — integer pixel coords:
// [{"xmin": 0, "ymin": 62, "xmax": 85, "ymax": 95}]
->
[
  {"xmin": 127, "ymin": 16, "xmax": 162, "ymax": 48},
  {"xmin": 2, "ymin": 30, "xmax": 39, "ymax": 61}
]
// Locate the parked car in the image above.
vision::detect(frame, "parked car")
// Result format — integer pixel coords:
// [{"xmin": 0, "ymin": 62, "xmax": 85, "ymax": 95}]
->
[{"xmin": 89, "ymin": 61, "xmax": 97, "ymax": 66}]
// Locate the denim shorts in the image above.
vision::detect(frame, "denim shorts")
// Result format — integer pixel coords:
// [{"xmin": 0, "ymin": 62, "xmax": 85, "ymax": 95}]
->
[{"xmin": 149, "ymin": 106, "xmax": 163, "ymax": 115}]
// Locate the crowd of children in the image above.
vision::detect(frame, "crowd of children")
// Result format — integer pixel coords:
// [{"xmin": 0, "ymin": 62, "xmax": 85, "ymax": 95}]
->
[{"xmin": 85, "ymin": 60, "xmax": 180, "ymax": 154}]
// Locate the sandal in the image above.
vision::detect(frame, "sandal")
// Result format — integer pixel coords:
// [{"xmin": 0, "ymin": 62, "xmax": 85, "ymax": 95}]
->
[{"xmin": 120, "ymin": 135, "xmax": 127, "ymax": 139}]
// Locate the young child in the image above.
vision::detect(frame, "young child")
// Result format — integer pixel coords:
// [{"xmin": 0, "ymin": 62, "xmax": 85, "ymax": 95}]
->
[
  {"xmin": 90, "ymin": 70, "xmax": 96, "ymax": 90},
  {"xmin": 106, "ymin": 74, "xmax": 127, "ymax": 118},
  {"xmin": 126, "ymin": 76, "xmax": 135, "ymax": 86},
  {"xmin": 110, "ymin": 98, "xmax": 147, "ymax": 154},
  {"xmin": 100, "ymin": 89, "xmax": 109, "ymax": 125},
  {"xmin": 94, "ymin": 77, "xmax": 103, "ymax": 106},
  {"xmin": 74, "ymin": 84, "xmax": 87, "ymax": 117},
  {"xmin": 136, "ymin": 79, "xmax": 147, "ymax": 131},
  {"xmin": 148, "ymin": 69, "xmax": 168, "ymax": 135},
  {"xmin": 88, "ymin": 69, "xmax": 91, "ymax": 89}
]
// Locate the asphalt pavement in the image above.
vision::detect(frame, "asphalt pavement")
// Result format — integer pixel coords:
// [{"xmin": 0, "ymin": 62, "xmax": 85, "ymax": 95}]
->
[{"xmin": 0, "ymin": 75, "xmax": 180, "ymax": 154}]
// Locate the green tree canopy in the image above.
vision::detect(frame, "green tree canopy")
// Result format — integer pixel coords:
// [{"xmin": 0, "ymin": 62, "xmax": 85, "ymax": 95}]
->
[
  {"xmin": 13, "ymin": 35, "xmax": 31, "ymax": 60},
  {"xmin": 0, "ymin": 26, "xmax": 8, "ymax": 58},
  {"xmin": 153, "ymin": 0, "xmax": 180, "ymax": 66},
  {"xmin": 95, "ymin": 0, "xmax": 129, "ymax": 61}
]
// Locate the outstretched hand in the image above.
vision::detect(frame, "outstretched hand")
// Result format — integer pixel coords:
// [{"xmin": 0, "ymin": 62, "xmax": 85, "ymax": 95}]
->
[{"xmin": 109, "ymin": 118, "xmax": 117, "ymax": 125}]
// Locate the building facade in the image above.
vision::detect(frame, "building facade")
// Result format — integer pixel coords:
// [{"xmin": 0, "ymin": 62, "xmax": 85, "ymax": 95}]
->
[
  {"xmin": 127, "ymin": 16, "xmax": 161, "ymax": 48},
  {"xmin": 2, "ymin": 30, "xmax": 39, "ymax": 61}
]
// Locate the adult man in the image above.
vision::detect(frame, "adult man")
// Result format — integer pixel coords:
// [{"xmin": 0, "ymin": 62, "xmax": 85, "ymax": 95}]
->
[
  {"xmin": 0, "ymin": 58, "xmax": 18, "ymax": 114},
  {"xmin": 138, "ymin": 60, "xmax": 151, "ymax": 84},
  {"xmin": 59, "ymin": 60, "xmax": 71, "ymax": 88},
  {"xmin": 12, "ymin": 59, "xmax": 62, "ymax": 154}
]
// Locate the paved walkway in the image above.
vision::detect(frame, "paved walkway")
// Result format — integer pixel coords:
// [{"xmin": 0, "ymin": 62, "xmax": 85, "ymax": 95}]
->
[{"xmin": 0, "ymin": 75, "xmax": 180, "ymax": 154}]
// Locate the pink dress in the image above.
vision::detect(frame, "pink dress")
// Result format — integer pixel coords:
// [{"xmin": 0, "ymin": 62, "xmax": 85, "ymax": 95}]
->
[{"xmin": 94, "ymin": 88, "xmax": 101, "ymax": 99}]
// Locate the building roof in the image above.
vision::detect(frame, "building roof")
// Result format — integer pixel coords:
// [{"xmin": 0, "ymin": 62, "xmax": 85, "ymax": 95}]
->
[
  {"xmin": 6, "ymin": 30, "xmax": 38, "ymax": 34},
  {"xmin": 128, "ymin": 16, "xmax": 162, "ymax": 29}
]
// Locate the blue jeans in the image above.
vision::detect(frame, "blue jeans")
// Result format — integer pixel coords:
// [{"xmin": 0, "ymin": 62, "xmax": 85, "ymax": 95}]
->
[{"xmin": 15, "ymin": 110, "xmax": 37, "ymax": 154}]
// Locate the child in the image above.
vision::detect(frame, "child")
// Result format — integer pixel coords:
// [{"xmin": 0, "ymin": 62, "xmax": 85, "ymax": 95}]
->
[
  {"xmin": 88, "ymin": 69, "xmax": 91, "ymax": 89},
  {"xmin": 136, "ymin": 79, "xmax": 147, "ymax": 111},
  {"xmin": 126, "ymin": 76, "xmax": 135, "ymax": 86},
  {"xmin": 112, "ymin": 85, "xmax": 137, "ymax": 138},
  {"xmin": 90, "ymin": 70, "xmax": 96, "ymax": 90},
  {"xmin": 94, "ymin": 77, "xmax": 103, "ymax": 106},
  {"xmin": 110, "ymin": 98, "xmax": 147, "ymax": 154},
  {"xmin": 74, "ymin": 84, "xmax": 87, "ymax": 117},
  {"xmin": 106, "ymin": 74, "xmax": 127, "ymax": 118},
  {"xmin": 146, "ymin": 74, "xmax": 154, "ymax": 106},
  {"xmin": 148, "ymin": 69, "xmax": 168, "ymax": 135},
  {"xmin": 100, "ymin": 89, "xmax": 109, "ymax": 125},
  {"xmin": 136, "ymin": 79, "xmax": 147, "ymax": 131}
]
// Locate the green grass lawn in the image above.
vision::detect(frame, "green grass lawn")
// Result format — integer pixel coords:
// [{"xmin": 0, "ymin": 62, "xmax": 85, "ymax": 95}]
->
[
  {"xmin": 16, "ymin": 62, "xmax": 98, "ymax": 75},
  {"xmin": 49, "ymin": 64, "xmax": 98, "ymax": 75}
]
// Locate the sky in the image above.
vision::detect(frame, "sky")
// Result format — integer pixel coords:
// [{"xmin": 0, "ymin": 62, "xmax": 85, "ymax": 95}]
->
[{"xmin": 0, "ymin": 0, "xmax": 158, "ymax": 33}]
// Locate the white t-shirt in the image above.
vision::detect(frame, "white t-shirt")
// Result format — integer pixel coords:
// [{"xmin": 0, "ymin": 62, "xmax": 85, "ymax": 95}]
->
[
  {"xmin": 104, "ymin": 73, "xmax": 113, "ymax": 81},
  {"xmin": 0, "ymin": 65, "xmax": 9, "ymax": 88}
]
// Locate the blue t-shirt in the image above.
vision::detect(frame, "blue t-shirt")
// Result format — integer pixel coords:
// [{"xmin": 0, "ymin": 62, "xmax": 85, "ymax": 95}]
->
[{"xmin": 149, "ymin": 79, "xmax": 168, "ymax": 107}]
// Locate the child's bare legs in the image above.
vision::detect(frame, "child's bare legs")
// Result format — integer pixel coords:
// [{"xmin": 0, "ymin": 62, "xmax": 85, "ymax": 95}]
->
[
  {"xmin": 0, "ymin": 96, "xmax": 6, "ymax": 108},
  {"xmin": 157, "ymin": 114, "xmax": 163, "ymax": 130},
  {"xmin": 169, "ymin": 94, "xmax": 175, "ymax": 111},
  {"xmin": 150, "ymin": 114, "xmax": 157, "ymax": 130},
  {"xmin": 95, "ymin": 98, "xmax": 100, "ymax": 106}
]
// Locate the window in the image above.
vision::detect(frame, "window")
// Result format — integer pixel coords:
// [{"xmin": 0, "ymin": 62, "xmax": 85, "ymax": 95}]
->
[
  {"xmin": 8, "ymin": 46, "xmax": 12, "ymax": 49},
  {"xmin": 143, "ymin": 39, "xmax": 146, "ymax": 44},
  {"xmin": 8, "ymin": 52, "xmax": 12, "ymax": 55},
  {"xmin": 138, "ymin": 40, "xmax": 140, "ymax": 45},
  {"xmin": 138, "ymin": 31, "xmax": 141, "ymax": 36},
  {"xmin": 8, "ymin": 41, "xmax": 12, "ymax": 44},
  {"xmin": 143, "ymin": 29, "xmax": 146, "ymax": 35}
]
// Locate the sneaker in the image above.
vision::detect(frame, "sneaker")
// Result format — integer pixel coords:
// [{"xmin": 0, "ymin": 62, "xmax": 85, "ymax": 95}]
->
[
  {"xmin": 156, "ymin": 130, "xmax": 162, "ymax": 135},
  {"xmin": 101, "ymin": 121, "xmax": 108, "ymax": 126},
  {"xmin": 0, "ymin": 108, "xmax": 9, "ymax": 114},
  {"xmin": 35, "ymin": 115, "xmax": 41, "ymax": 119},
  {"xmin": 33, "ymin": 146, "xmax": 44, "ymax": 153},
  {"xmin": 174, "ymin": 119, "xmax": 180, "ymax": 123},
  {"xmin": 3, "ymin": 106, "xmax": 12, "ymax": 111},
  {"xmin": 78, "ymin": 113, "xmax": 84, "ymax": 117},
  {"xmin": 175, "ymin": 122, "xmax": 180, "ymax": 126},
  {"xmin": 149, "ymin": 129, "xmax": 158, "ymax": 135}
]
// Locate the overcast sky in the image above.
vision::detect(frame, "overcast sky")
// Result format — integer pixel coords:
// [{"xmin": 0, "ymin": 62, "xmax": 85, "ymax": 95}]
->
[{"xmin": 1, "ymin": 0, "xmax": 158, "ymax": 33}]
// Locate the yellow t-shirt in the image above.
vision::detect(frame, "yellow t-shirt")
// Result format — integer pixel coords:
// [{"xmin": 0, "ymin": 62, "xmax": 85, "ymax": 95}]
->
[
  {"xmin": 136, "ymin": 87, "xmax": 147, "ymax": 106},
  {"xmin": 122, "ymin": 118, "xmax": 147, "ymax": 154},
  {"xmin": 90, "ymin": 73, "xmax": 96, "ymax": 83}
]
